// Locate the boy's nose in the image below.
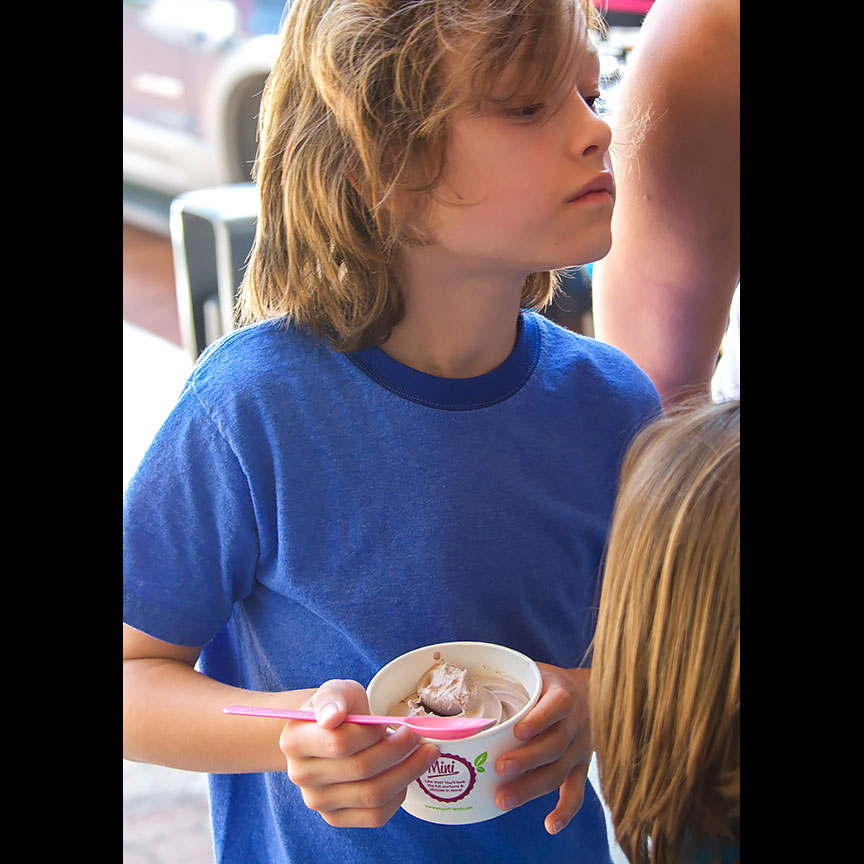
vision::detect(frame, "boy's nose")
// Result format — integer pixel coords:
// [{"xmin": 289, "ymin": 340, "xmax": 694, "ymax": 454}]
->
[{"xmin": 568, "ymin": 100, "xmax": 612, "ymax": 160}]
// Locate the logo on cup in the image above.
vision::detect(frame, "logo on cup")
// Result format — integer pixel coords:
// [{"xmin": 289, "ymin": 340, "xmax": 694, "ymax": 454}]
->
[{"xmin": 416, "ymin": 752, "xmax": 477, "ymax": 803}]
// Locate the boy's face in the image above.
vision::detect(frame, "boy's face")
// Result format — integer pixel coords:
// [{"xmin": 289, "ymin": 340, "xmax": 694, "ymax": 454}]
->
[{"xmin": 416, "ymin": 41, "xmax": 614, "ymax": 277}]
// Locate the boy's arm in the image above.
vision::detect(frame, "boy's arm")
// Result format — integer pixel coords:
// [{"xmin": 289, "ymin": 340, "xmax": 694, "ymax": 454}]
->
[
  {"xmin": 123, "ymin": 623, "xmax": 312, "ymax": 773},
  {"xmin": 123, "ymin": 624, "xmax": 439, "ymax": 827}
]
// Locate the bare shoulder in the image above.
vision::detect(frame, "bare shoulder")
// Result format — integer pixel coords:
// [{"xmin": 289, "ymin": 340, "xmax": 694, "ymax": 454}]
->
[
  {"xmin": 613, "ymin": 0, "xmax": 740, "ymax": 227},
  {"xmin": 631, "ymin": 0, "xmax": 739, "ymax": 91}
]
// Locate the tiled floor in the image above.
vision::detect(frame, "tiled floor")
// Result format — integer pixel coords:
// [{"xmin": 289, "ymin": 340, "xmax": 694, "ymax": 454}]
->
[
  {"xmin": 123, "ymin": 224, "xmax": 182, "ymax": 349},
  {"xmin": 123, "ymin": 760, "xmax": 213, "ymax": 864}
]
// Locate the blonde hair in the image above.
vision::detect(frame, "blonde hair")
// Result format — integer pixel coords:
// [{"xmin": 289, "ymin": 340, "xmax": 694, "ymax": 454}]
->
[
  {"xmin": 590, "ymin": 399, "xmax": 740, "ymax": 864},
  {"xmin": 236, "ymin": 0, "xmax": 604, "ymax": 352}
]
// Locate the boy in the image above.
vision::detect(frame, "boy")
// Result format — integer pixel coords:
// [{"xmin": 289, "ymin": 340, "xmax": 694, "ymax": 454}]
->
[{"xmin": 124, "ymin": 1, "xmax": 661, "ymax": 861}]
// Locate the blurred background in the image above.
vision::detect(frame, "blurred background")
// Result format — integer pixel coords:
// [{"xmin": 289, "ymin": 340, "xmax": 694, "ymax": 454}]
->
[{"xmin": 122, "ymin": 2, "xmax": 654, "ymax": 861}]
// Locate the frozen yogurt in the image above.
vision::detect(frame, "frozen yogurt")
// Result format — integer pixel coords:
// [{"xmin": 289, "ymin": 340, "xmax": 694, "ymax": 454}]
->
[{"xmin": 391, "ymin": 654, "xmax": 530, "ymax": 728}]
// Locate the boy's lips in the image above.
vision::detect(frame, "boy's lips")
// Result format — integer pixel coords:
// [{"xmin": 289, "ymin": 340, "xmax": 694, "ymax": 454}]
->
[{"xmin": 566, "ymin": 173, "xmax": 614, "ymax": 203}]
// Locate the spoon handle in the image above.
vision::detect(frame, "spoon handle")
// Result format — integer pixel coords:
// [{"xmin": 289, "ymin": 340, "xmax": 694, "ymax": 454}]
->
[{"xmin": 223, "ymin": 705, "xmax": 400, "ymax": 725}]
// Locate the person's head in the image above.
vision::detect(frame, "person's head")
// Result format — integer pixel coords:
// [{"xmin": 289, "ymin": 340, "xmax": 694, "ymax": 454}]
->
[
  {"xmin": 590, "ymin": 399, "xmax": 740, "ymax": 864},
  {"xmin": 237, "ymin": 0, "xmax": 605, "ymax": 351}
]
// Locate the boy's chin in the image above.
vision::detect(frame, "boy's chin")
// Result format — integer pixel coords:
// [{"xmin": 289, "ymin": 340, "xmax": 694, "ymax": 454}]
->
[
  {"xmin": 550, "ymin": 235, "xmax": 613, "ymax": 271},
  {"xmin": 586, "ymin": 229, "xmax": 613, "ymax": 265}
]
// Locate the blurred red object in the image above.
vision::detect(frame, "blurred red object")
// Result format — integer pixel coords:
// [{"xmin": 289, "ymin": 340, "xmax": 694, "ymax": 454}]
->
[{"xmin": 595, "ymin": 1, "xmax": 654, "ymax": 12}]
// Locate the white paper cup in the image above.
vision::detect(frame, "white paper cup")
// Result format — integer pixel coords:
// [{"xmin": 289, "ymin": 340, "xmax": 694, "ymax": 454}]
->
[{"xmin": 366, "ymin": 641, "xmax": 542, "ymax": 825}]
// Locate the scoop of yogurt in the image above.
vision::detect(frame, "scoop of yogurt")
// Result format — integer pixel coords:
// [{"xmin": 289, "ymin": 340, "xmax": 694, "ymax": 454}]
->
[{"xmin": 392, "ymin": 659, "xmax": 529, "ymax": 727}]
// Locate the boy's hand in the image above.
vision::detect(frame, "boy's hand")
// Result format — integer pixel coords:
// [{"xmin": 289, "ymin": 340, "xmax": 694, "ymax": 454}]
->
[
  {"xmin": 280, "ymin": 679, "xmax": 440, "ymax": 828},
  {"xmin": 493, "ymin": 664, "xmax": 592, "ymax": 835}
]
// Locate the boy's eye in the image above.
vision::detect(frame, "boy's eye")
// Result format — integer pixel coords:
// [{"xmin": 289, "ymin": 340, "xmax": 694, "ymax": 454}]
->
[
  {"xmin": 505, "ymin": 103, "xmax": 545, "ymax": 120},
  {"xmin": 584, "ymin": 94, "xmax": 608, "ymax": 115},
  {"xmin": 505, "ymin": 95, "xmax": 607, "ymax": 120}
]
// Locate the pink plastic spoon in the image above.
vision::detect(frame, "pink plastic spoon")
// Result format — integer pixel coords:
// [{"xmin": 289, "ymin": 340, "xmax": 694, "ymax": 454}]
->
[{"xmin": 222, "ymin": 705, "xmax": 495, "ymax": 739}]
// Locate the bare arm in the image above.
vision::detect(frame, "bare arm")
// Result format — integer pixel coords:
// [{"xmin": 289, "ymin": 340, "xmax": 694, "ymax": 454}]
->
[
  {"xmin": 123, "ymin": 623, "xmax": 438, "ymax": 826},
  {"xmin": 592, "ymin": 0, "xmax": 740, "ymax": 407},
  {"xmin": 123, "ymin": 623, "xmax": 315, "ymax": 773}
]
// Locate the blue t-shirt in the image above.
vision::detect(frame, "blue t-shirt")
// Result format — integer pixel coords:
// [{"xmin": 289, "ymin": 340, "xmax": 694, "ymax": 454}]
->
[{"xmin": 124, "ymin": 311, "xmax": 661, "ymax": 863}]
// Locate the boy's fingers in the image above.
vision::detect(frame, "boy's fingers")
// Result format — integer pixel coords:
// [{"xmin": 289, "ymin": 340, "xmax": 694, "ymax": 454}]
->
[
  {"xmin": 544, "ymin": 765, "xmax": 590, "ymax": 835},
  {"xmin": 310, "ymin": 679, "xmax": 369, "ymax": 728},
  {"xmin": 289, "ymin": 725, "xmax": 426, "ymax": 786},
  {"xmin": 495, "ymin": 721, "xmax": 568, "ymax": 779},
  {"xmin": 283, "ymin": 680, "xmax": 382, "ymax": 760},
  {"xmin": 513, "ymin": 678, "xmax": 574, "ymax": 741},
  {"xmin": 319, "ymin": 791, "xmax": 408, "ymax": 829},
  {"xmin": 494, "ymin": 734, "xmax": 590, "ymax": 815},
  {"xmin": 297, "ymin": 730, "xmax": 440, "ymax": 817},
  {"xmin": 281, "ymin": 712, "xmax": 384, "ymax": 762},
  {"xmin": 495, "ymin": 756, "xmax": 581, "ymax": 813}
]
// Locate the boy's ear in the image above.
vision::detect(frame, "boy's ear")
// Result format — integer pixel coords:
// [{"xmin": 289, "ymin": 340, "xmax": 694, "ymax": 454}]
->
[
  {"xmin": 344, "ymin": 157, "xmax": 417, "ymax": 221},
  {"xmin": 344, "ymin": 152, "xmax": 363, "ymax": 195},
  {"xmin": 346, "ymin": 168, "xmax": 361, "ymax": 195}
]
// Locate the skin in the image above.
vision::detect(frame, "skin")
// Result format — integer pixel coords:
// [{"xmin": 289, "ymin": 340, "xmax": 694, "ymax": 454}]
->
[
  {"xmin": 123, "ymin": 625, "xmax": 440, "ymax": 825},
  {"xmin": 590, "ymin": 0, "xmax": 740, "ymax": 408},
  {"xmin": 385, "ymin": 43, "xmax": 613, "ymax": 378},
  {"xmin": 124, "ymin": 21, "xmax": 609, "ymax": 839}
]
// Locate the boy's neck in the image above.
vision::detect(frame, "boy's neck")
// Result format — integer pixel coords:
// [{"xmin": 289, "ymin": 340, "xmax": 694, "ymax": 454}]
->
[{"xmin": 382, "ymin": 250, "xmax": 525, "ymax": 378}]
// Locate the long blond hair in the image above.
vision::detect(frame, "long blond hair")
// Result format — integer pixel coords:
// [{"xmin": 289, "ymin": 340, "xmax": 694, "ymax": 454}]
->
[
  {"xmin": 590, "ymin": 399, "xmax": 740, "ymax": 864},
  {"xmin": 236, "ymin": 0, "xmax": 603, "ymax": 352}
]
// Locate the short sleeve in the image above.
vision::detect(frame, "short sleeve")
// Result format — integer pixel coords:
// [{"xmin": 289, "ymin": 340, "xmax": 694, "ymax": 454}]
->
[{"xmin": 123, "ymin": 381, "xmax": 260, "ymax": 647}]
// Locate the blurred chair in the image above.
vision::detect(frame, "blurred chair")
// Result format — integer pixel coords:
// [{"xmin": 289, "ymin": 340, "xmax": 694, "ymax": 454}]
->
[{"xmin": 170, "ymin": 183, "xmax": 259, "ymax": 361}]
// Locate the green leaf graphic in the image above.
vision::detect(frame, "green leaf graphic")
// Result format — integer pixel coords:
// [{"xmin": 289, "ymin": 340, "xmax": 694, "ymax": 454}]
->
[{"xmin": 474, "ymin": 752, "xmax": 488, "ymax": 769}]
